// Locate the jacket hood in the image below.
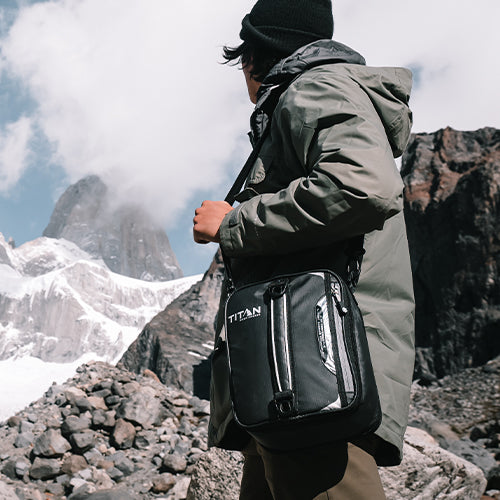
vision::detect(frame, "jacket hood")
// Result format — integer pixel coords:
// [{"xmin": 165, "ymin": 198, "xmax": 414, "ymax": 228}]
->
[
  {"xmin": 254, "ymin": 39, "xmax": 412, "ymax": 157},
  {"xmin": 261, "ymin": 39, "xmax": 366, "ymax": 87},
  {"xmin": 347, "ymin": 65, "xmax": 413, "ymax": 157}
]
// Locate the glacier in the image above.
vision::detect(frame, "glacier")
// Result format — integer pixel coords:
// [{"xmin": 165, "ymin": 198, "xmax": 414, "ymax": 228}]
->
[{"xmin": 0, "ymin": 232, "xmax": 201, "ymax": 418}]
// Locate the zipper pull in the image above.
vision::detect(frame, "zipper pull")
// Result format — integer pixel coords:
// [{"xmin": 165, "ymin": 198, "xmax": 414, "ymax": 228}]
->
[{"xmin": 331, "ymin": 285, "xmax": 348, "ymax": 316}]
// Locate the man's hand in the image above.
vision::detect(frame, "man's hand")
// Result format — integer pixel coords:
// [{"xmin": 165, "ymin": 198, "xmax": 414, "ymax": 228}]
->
[{"xmin": 193, "ymin": 200, "xmax": 233, "ymax": 244}]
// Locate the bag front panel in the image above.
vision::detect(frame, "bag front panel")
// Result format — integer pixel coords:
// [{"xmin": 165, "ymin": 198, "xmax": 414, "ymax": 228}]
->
[{"xmin": 225, "ymin": 271, "xmax": 363, "ymax": 430}]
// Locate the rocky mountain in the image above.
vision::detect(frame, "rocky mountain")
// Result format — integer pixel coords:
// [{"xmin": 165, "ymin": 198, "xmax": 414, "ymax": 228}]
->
[
  {"xmin": 0, "ymin": 360, "xmax": 496, "ymax": 499},
  {"xmin": 0, "ymin": 362, "xmax": 210, "ymax": 500},
  {"xmin": 43, "ymin": 176, "xmax": 182, "ymax": 282},
  {"xmin": 120, "ymin": 251, "xmax": 224, "ymax": 398},
  {"xmin": 0, "ymin": 232, "xmax": 200, "ymax": 363},
  {"xmin": 402, "ymin": 127, "xmax": 500, "ymax": 380}
]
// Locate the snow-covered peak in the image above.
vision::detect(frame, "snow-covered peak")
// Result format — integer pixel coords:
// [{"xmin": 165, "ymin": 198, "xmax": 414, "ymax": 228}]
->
[
  {"xmin": 6, "ymin": 235, "xmax": 100, "ymax": 276},
  {"xmin": 0, "ymin": 230, "xmax": 201, "ymax": 363}
]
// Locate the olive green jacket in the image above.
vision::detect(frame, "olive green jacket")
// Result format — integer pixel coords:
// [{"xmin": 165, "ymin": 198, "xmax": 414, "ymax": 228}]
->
[{"xmin": 210, "ymin": 40, "xmax": 415, "ymax": 466}]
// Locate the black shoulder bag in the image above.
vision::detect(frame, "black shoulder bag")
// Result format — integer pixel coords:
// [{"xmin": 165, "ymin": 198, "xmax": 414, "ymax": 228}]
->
[{"xmin": 218, "ymin": 130, "xmax": 382, "ymax": 452}]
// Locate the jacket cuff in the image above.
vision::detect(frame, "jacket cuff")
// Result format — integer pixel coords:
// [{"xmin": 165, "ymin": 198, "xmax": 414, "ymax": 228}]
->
[{"xmin": 219, "ymin": 205, "xmax": 241, "ymax": 256}]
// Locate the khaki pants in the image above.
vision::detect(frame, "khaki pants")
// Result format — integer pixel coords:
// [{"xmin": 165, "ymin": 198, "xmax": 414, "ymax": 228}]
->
[{"xmin": 239, "ymin": 439, "xmax": 386, "ymax": 500}]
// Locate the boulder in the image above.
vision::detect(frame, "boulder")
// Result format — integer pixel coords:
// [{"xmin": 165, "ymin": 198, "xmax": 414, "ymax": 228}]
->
[
  {"xmin": 151, "ymin": 473, "xmax": 176, "ymax": 494},
  {"xmin": 111, "ymin": 419, "xmax": 135, "ymax": 450},
  {"xmin": 379, "ymin": 427, "xmax": 487, "ymax": 499},
  {"xmin": 402, "ymin": 127, "xmax": 500, "ymax": 378},
  {"xmin": 30, "ymin": 457, "xmax": 61, "ymax": 480},
  {"xmin": 186, "ymin": 448, "xmax": 244, "ymax": 500},
  {"xmin": 32, "ymin": 429, "xmax": 71, "ymax": 457},
  {"xmin": 115, "ymin": 386, "xmax": 165, "ymax": 427}
]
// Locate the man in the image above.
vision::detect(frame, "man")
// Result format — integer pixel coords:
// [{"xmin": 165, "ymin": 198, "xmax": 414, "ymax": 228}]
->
[{"xmin": 193, "ymin": 0, "xmax": 415, "ymax": 498}]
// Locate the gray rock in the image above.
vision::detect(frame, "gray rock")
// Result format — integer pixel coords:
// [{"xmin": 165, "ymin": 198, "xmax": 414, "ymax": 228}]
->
[
  {"xmin": 92, "ymin": 389, "xmax": 112, "ymax": 400},
  {"xmin": 134, "ymin": 430, "xmax": 156, "ymax": 449},
  {"xmin": 92, "ymin": 410, "xmax": 107, "ymax": 428},
  {"xmin": 116, "ymin": 386, "xmax": 165, "ymax": 427},
  {"xmin": 83, "ymin": 448, "xmax": 103, "ymax": 466},
  {"xmin": 14, "ymin": 432, "xmax": 34, "ymax": 448},
  {"xmin": 15, "ymin": 459, "xmax": 30, "ymax": 478},
  {"xmin": 75, "ymin": 397, "xmax": 93, "ymax": 412},
  {"xmin": 62, "ymin": 455, "xmax": 88, "ymax": 475},
  {"xmin": 45, "ymin": 482, "xmax": 65, "ymax": 496},
  {"xmin": 186, "ymin": 448, "xmax": 243, "ymax": 500},
  {"xmin": 26, "ymin": 413, "xmax": 37, "ymax": 423},
  {"xmin": 189, "ymin": 397, "xmax": 210, "ymax": 416},
  {"xmin": 93, "ymin": 380, "xmax": 113, "ymax": 391},
  {"xmin": 93, "ymin": 410, "xmax": 115, "ymax": 429},
  {"xmin": 67, "ymin": 482, "xmax": 95, "ymax": 500},
  {"xmin": 87, "ymin": 396, "xmax": 107, "ymax": 411},
  {"xmin": 30, "ymin": 457, "xmax": 61, "ymax": 480},
  {"xmin": 106, "ymin": 466, "xmax": 124, "ymax": 482},
  {"xmin": 33, "ymin": 429, "xmax": 71, "ymax": 457},
  {"xmin": 62, "ymin": 415, "xmax": 92, "ymax": 436},
  {"xmin": 111, "ymin": 453, "xmax": 135, "ymax": 476},
  {"xmin": 77, "ymin": 488, "xmax": 136, "ymax": 500},
  {"xmin": 0, "ymin": 480, "xmax": 19, "ymax": 500},
  {"xmin": 104, "ymin": 395, "xmax": 121, "ymax": 407},
  {"xmin": 445, "ymin": 438, "xmax": 498, "ymax": 480},
  {"xmin": 162, "ymin": 453, "xmax": 187, "ymax": 474},
  {"xmin": 151, "ymin": 473, "xmax": 176, "ymax": 494},
  {"xmin": 111, "ymin": 419, "xmax": 135, "ymax": 449},
  {"xmin": 70, "ymin": 432, "xmax": 95, "ymax": 454},
  {"xmin": 19, "ymin": 421, "xmax": 34, "ymax": 434},
  {"xmin": 379, "ymin": 427, "xmax": 488, "ymax": 500},
  {"xmin": 1, "ymin": 460, "xmax": 17, "ymax": 480},
  {"xmin": 65, "ymin": 387, "xmax": 87, "ymax": 406},
  {"xmin": 169, "ymin": 476, "xmax": 191, "ymax": 500},
  {"xmin": 111, "ymin": 382, "xmax": 125, "ymax": 397}
]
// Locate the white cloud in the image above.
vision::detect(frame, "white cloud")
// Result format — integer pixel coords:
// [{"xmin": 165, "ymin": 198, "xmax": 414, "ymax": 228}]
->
[
  {"xmin": 0, "ymin": 116, "xmax": 32, "ymax": 193},
  {"xmin": 333, "ymin": 0, "xmax": 500, "ymax": 133},
  {"xmin": 1, "ymin": 0, "xmax": 256, "ymax": 224},
  {"xmin": 0, "ymin": 0, "xmax": 499, "ymax": 227}
]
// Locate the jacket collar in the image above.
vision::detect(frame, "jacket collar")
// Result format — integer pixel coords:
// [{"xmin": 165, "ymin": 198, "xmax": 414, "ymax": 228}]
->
[{"xmin": 250, "ymin": 40, "xmax": 365, "ymax": 144}]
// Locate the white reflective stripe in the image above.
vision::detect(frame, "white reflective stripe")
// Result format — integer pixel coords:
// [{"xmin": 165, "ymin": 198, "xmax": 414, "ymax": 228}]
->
[
  {"xmin": 332, "ymin": 282, "xmax": 355, "ymax": 395},
  {"xmin": 316, "ymin": 295, "xmax": 336, "ymax": 375},
  {"xmin": 270, "ymin": 298, "xmax": 282, "ymax": 393},
  {"xmin": 283, "ymin": 293, "xmax": 292, "ymax": 389}
]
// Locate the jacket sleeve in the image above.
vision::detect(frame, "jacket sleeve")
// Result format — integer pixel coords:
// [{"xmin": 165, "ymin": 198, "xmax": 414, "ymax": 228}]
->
[{"xmin": 219, "ymin": 71, "xmax": 405, "ymax": 257}]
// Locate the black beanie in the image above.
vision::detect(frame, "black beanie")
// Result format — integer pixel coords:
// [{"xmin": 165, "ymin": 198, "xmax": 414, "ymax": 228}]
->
[{"xmin": 240, "ymin": 0, "xmax": 334, "ymax": 55}]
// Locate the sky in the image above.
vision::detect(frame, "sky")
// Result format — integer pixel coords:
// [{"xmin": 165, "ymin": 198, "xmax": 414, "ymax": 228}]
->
[{"xmin": 0, "ymin": 0, "xmax": 499, "ymax": 276}]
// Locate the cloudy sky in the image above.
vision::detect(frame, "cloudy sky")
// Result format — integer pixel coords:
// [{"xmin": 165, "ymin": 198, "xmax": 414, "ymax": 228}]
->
[{"xmin": 0, "ymin": 0, "xmax": 499, "ymax": 275}]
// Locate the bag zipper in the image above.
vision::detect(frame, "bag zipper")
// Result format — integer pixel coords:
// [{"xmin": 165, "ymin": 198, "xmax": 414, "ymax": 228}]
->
[{"xmin": 331, "ymin": 280, "xmax": 355, "ymax": 401}]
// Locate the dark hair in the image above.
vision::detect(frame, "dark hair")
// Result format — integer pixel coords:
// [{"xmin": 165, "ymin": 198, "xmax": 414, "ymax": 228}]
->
[{"xmin": 222, "ymin": 41, "xmax": 286, "ymax": 82}]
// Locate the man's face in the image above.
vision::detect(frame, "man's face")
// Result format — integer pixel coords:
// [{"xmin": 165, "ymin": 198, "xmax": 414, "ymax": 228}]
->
[{"xmin": 242, "ymin": 62, "xmax": 262, "ymax": 105}]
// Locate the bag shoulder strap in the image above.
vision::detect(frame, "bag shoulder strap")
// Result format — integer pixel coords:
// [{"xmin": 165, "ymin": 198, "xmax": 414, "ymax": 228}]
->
[{"xmin": 224, "ymin": 126, "xmax": 270, "ymax": 206}]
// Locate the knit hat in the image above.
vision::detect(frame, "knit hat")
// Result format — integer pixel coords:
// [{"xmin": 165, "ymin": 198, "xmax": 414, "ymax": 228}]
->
[{"xmin": 240, "ymin": 0, "xmax": 334, "ymax": 55}]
